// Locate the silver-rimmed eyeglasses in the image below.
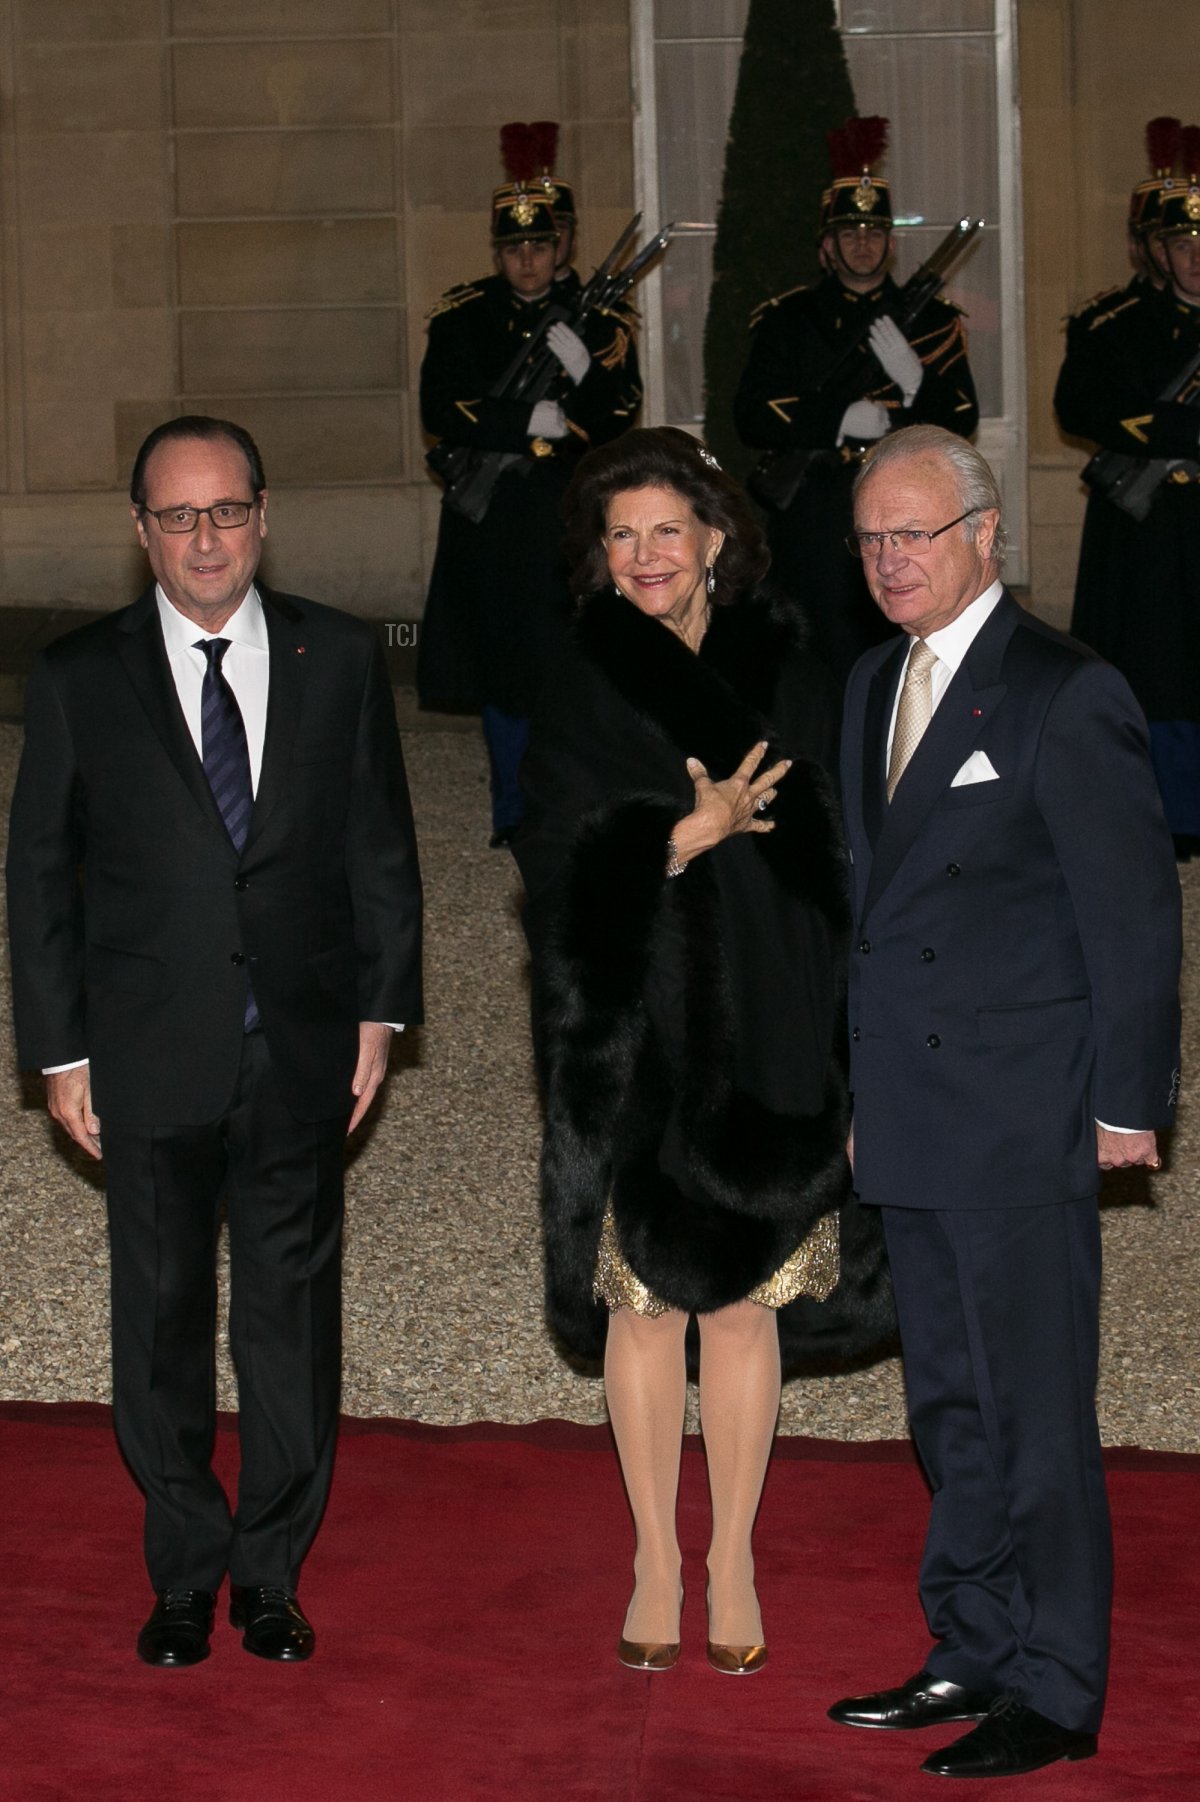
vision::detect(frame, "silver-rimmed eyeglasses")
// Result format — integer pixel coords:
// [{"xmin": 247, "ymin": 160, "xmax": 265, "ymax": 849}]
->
[
  {"xmin": 846, "ymin": 508, "xmax": 980, "ymax": 559},
  {"xmin": 141, "ymin": 501, "xmax": 258, "ymax": 534}
]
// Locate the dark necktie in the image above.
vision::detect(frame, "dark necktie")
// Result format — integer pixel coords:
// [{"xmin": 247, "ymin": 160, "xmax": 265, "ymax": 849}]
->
[{"xmin": 196, "ymin": 637, "xmax": 259, "ymax": 1029}]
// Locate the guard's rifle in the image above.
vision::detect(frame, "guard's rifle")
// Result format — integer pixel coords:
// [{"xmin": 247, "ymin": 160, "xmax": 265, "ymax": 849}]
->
[
  {"xmin": 1081, "ymin": 343, "xmax": 1200, "ymax": 522},
  {"xmin": 428, "ymin": 216, "xmax": 672, "ymax": 524},
  {"xmin": 749, "ymin": 217, "xmax": 985, "ymax": 513}
]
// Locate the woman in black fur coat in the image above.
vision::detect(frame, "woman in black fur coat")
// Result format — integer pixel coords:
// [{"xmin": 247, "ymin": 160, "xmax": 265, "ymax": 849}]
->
[{"xmin": 515, "ymin": 428, "xmax": 892, "ymax": 1676}]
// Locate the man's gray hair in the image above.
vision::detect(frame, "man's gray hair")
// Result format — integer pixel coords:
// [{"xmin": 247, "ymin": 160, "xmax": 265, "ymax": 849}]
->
[{"xmin": 853, "ymin": 425, "xmax": 1008, "ymax": 565}]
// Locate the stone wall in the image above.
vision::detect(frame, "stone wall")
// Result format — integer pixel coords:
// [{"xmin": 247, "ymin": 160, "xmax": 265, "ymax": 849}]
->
[
  {"xmin": 0, "ymin": 2, "xmax": 1192, "ymax": 626},
  {"xmin": 1021, "ymin": 0, "xmax": 1195, "ymax": 628},
  {"xmin": 0, "ymin": 0, "xmax": 633, "ymax": 614}
]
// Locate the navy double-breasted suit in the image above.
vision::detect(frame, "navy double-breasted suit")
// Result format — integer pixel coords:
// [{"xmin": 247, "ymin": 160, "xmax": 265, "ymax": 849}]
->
[{"xmin": 840, "ymin": 590, "xmax": 1180, "ymax": 1731}]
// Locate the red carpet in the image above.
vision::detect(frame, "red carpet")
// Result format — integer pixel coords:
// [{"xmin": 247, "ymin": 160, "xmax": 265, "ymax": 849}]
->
[{"xmin": 1, "ymin": 1405, "xmax": 1197, "ymax": 1802}]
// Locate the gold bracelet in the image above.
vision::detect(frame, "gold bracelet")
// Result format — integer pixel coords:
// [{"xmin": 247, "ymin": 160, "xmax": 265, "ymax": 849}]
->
[{"xmin": 665, "ymin": 836, "xmax": 688, "ymax": 879}]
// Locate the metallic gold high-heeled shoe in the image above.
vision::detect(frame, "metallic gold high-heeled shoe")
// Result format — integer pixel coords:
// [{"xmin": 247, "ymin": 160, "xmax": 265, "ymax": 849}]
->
[
  {"xmin": 705, "ymin": 1580, "xmax": 767, "ymax": 1674},
  {"xmin": 617, "ymin": 1581, "xmax": 683, "ymax": 1670},
  {"xmin": 618, "ymin": 1636, "xmax": 681, "ymax": 1671},
  {"xmin": 706, "ymin": 1640, "xmax": 768, "ymax": 1675}
]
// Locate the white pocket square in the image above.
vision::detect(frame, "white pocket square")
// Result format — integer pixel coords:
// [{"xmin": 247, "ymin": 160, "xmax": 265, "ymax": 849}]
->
[{"xmin": 951, "ymin": 749, "xmax": 1000, "ymax": 787}]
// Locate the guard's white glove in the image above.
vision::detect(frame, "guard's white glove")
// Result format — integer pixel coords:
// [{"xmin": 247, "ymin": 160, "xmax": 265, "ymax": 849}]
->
[
  {"xmin": 546, "ymin": 321, "xmax": 592, "ymax": 386},
  {"xmin": 528, "ymin": 399, "xmax": 569, "ymax": 440},
  {"xmin": 837, "ymin": 398, "xmax": 890, "ymax": 445},
  {"xmin": 868, "ymin": 316, "xmax": 924, "ymax": 404}
]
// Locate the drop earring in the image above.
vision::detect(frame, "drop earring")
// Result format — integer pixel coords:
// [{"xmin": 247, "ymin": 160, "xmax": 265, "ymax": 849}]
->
[{"xmin": 706, "ymin": 565, "xmax": 716, "ymax": 596}]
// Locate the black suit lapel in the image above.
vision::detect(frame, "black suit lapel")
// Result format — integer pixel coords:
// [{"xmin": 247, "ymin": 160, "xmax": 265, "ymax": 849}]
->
[
  {"xmin": 860, "ymin": 593, "xmax": 1019, "ymax": 923},
  {"xmin": 246, "ymin": 587, "xmax": 307, "ymax": 850},
  {"xmin": 862, "ymin": 638, "xmax": 907, "ymax": 852},
  {"xmin": 116, "ymin": 587, "xmax": 233, "ymax": 847}
]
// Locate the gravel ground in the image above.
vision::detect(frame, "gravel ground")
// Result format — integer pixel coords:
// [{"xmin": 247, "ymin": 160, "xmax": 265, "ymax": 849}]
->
[{"xmin": 0, "ymin": 716, "xmax": 1196, "ymax": 1448}]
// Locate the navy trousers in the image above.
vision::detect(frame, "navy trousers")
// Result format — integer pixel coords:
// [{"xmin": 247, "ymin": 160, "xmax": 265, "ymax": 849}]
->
[
  {"xmin": 881, "ymin": 1198, "xmax": 1111, "ymax": 1734},
  {"xmin": 481, "ymin": 703, "xmax": 530, "ymax": 832}
]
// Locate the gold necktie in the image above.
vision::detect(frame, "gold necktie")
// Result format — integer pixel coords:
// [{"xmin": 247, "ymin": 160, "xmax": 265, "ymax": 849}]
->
[{"xmin": 886, "ymin": 638, "xmax": 939, "ymax": 801}]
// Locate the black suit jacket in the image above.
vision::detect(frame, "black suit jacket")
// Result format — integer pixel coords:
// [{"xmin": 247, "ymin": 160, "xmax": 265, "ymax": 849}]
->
[
  {"xmin": 840, "ymin": 592, "xmax": 1181, "ymax": 1209},
  {"xmin": 7, "ymin": 584, "xmax": 423, "ymax": 1125}
]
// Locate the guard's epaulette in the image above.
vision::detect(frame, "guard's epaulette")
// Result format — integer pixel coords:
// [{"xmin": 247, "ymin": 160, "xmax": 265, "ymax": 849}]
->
[
  {"xmin": 426, "ymin": 281, "xmax": 485, "ymax": 321},
  {"xmin": 1063, "ymin": 284, "xmax": 1142, "ymax": 333},
  {"xmin": 596, "ymin": 298, "xmax": 640, "ymax": 327},
  {"xmin": 749, "ymin": 284, "xmax": 809, "ymax": 328},
  {"xmin": 1067, "ymin": 283, "xmax": 1123, "ymax": 322}
]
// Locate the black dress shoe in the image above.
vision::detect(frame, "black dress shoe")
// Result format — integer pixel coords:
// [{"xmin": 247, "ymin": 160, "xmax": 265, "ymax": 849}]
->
[
  {"xmin": 828, "ymin": 1669, "xmax": 995, "ymax": 1730},
  {"xmin": 488, "ymin": 825, "xmax": 519, "ymax": 850},
  {"xmin": 229, "ymin": 1585, "xmax": 315, "ymax": 1662},
  {"xmin": 921, "ymin": 1695, "xmax": 1098, "ymax": 1778},
  {"xmin": 136, "ymin": 1589, "xmax": 216, "ymax": 1666}
]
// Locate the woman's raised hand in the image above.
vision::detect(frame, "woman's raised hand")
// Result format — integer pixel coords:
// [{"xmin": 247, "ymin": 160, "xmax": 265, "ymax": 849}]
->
[{"xmin": 671, "ymin": 741, "xmax": 792, "ymax": 867}]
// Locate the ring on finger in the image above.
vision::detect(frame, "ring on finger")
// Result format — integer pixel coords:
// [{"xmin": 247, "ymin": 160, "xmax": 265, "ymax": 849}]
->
[{"xmin": 756, "ymin": 795, "xmax": 769, "ymax": 813}]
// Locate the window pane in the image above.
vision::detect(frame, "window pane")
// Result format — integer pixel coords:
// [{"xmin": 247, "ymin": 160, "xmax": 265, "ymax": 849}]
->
[
  {"xmin": 891, "ymin": 224, "xmax": 1000, "ymax": 416},
  {"xmin": 657, "ymin": 0, "xmax": 749, "ymax": 39},
  {"xmin": 661, "ymin": 230, "xmax": 714, "ymax": 424},
  {"xmin": 840, "ymin": 0, "xmax": 994, "ymax": 29},
  {"xmin": 842, "ymin": 33, "xmax": 998, "ymax": 223},
  {"xmin": 656, "ymin": 39, "xmax": 744, "ymax": 223}
]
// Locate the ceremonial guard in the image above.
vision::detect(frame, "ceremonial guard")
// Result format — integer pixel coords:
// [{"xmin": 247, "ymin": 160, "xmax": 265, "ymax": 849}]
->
[
  {"xmin": 1055, "ymin": 122, "xmax": 1200, "ymax": 858},
  {"xmin": 417, "ymin": 124, "xmax": 642, "ymax": 845},
  {"xmin": 734, "ymin": 117, "xmax": 979, "ymax": 684},
  {"xmin": 1063, "ymin": 118, "xmax": 1178, "ymax": 360}
]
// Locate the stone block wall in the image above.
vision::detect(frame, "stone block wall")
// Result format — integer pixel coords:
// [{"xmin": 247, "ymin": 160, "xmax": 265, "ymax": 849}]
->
[
  {"xmin": 0, "ymin": 0, "xmax": 633, "ymax": 614},
  {"xmin": 0, "ymin": 1, "xmax": 1191, "ymax": 628},
  {"xmin": 1020, "ymin": 0, "xmax": 1195, "ymax": 628}
]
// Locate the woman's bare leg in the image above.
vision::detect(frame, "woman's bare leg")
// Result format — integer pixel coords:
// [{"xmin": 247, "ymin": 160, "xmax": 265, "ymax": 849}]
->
[
  {"xmin": 697, "ymin": 1300, "xmax": 781, "ymax": 1644},
  {"xmin": 604, "ymin": 1306, "xmax": 689, "ymax": 1640}
]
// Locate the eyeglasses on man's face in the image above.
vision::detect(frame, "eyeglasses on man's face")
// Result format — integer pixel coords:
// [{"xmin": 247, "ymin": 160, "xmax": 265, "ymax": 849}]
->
[
  {"xmin": 141, "ymin": 501, "xmax": 258, "ymax": 534},
  {"xmin": 846, "ymin": 508, "xmax": 980, "ymax": 559}
]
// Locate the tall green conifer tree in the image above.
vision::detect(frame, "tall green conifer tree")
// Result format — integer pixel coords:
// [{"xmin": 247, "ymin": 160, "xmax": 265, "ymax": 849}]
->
[{"xmin": 702, "ymin": 0, "xmax": 856, "ymax": 482}]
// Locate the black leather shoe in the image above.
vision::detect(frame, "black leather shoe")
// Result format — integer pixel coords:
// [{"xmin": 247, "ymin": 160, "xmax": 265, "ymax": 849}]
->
[
  {"xmin": 136, "ymin": 1589, "xmax": 216, "ymax": 1666},
  {"xmin": 229, "ymin": 1585, "xmax": 315, "ymax": 1661},
  {"xmin": 828, "ymin": 1669, "xmax": 996, "ymax": 1730},
  {"xmin": 488, "ymin": 825, "xmax": 519, "ymax": 850},
  {"xmin": 921, "ymin": 1695, "xmax": 1098, "ymax": 1778}
]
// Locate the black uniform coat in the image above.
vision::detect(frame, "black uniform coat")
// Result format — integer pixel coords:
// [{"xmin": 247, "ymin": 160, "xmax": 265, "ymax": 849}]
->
[
  {"xmin": 734, "ymin": 274, "xmax": 979, "ymax": 685},
  {"xmin": 417, "ymin": 272, "xmax": 642, "ymax": 714},
  {"xmin": 1055, "ymin": 280, "xmax": 1200, "ymax": 725},
  {"xmin": 7, "ymin": 584, "xmax": 424, "ymax": 1124},
  {"xmin": 515, "ymin": 588, "xmax": 894, "ymax": 1368},
  {"xmin": 841, "ymin": 591, "xmax": 1181, "ymax": 1209}
]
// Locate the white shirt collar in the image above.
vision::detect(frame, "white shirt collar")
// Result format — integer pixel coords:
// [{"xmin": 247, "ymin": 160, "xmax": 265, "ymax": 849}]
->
[
  {"xmin": 155, "ymin": 583, "xmax": 268, "ymax": 654},
  {"xmin": 918, "ymin": 578, "xmax": 1005, "ymax": 675}
]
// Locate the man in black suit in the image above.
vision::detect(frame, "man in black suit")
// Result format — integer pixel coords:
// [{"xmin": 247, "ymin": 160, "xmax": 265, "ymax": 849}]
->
[
  {"xmin": 6, "ymin": 417, "xmax": 423, "ymax": 1667},
  {"xmin": 830, "ymin": 426, "xmax": 1180, "ymax": 1778}
]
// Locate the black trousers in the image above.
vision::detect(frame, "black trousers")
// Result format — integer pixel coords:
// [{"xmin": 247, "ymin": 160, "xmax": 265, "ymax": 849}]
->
[
  {"xmin": 881, "ymin": 1198, "xmax": 1111, "ymax": 1735},
  {"xmin": 101, "ymin": 1032, "xmax": 349, "ymax": 1592}
]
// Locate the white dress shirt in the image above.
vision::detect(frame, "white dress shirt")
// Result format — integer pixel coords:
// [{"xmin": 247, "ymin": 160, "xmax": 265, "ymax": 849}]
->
[{"xmin": 884, "ymin": 578, "xmax": 1004, "ymax": 763}]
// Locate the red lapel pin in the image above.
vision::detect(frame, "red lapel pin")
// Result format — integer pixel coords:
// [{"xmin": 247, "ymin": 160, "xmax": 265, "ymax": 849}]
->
[{"xmin": 971, "ymin": 707, "xmax": 982, "ymax": 717}]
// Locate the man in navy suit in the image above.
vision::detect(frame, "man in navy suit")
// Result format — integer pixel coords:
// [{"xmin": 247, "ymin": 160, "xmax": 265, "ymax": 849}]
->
[
  {"xmin": 828, "ymin": 426, "xmax": 1180, "ymax": 1778},
  {"xmin": 7, "ymin": 418, "xmax": 423, "ymax": 1667}
]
